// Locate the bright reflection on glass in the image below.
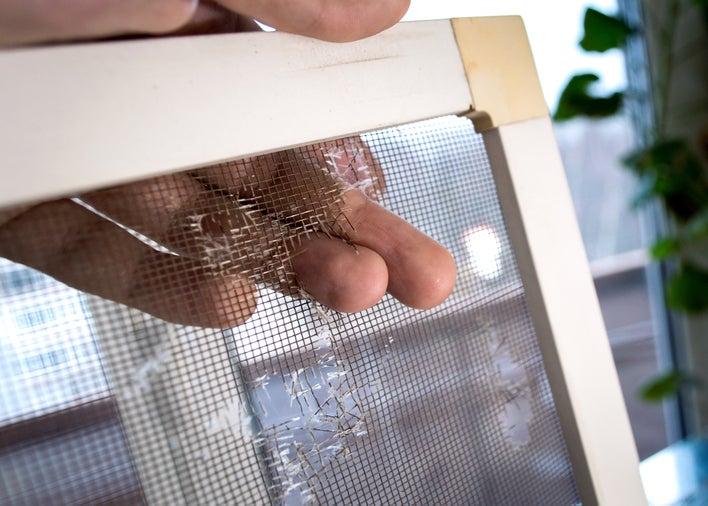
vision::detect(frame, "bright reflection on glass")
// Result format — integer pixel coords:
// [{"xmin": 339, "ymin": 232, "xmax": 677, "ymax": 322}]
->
[{"xmin": 462, "ymin": 225, "xmax": 503, "ymax": 280}]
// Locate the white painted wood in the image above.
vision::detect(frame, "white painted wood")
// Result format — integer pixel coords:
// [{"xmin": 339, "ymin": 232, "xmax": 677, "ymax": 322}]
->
[
  {"xmin": 0, "ymin": 20, "xmax": 470, "ymax": 208},
  {"xmin": 483, "ymin": 116, "xmax": 647, "ymax": 506}
]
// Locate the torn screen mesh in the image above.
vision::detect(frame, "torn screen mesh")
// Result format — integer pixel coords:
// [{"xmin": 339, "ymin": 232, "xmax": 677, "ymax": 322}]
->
[{"xmin": 0, "ymin": 116, "xmax": 580, "ymax": 505}]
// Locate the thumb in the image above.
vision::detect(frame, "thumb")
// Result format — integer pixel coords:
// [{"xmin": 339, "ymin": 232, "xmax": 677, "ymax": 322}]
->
[
  {"xmin": 215, "ymin": 0, "xmax": 410, "ymax": 42},
  {"xmin": 0, "ymin": 0, "xmax": 198, "ymax": 46}
]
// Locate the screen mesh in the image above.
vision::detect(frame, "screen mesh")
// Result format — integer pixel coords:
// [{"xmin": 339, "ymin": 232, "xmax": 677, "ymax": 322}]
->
[{"xmin": 0, "ymin": 116, "xmax": 580, "ymax": 505}]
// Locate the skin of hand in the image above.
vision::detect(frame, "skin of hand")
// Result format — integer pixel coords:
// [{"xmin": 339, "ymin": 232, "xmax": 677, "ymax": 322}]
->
[
  {"xmin": 0, "ymin": 0, "xmax": 457, "ymax": 329},
  {"xmin": 0, "ymin": 0, "xmax": 411, "ymax": 46}
]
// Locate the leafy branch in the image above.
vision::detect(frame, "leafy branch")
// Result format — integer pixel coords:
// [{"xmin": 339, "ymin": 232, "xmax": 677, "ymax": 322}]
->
[{"xmin": 554, "ymin": 3, "xmax": 708, "ymax": 402}]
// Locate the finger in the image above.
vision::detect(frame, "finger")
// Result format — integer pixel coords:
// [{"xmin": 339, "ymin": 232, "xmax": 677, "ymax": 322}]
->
[
  {"xmin": 82, "ymin": 144, "xmax": 452, "ymax": 314},
  {"xmin": 128, "ymin": 245, "xmax": 258, "ymax": 328},
  {"xmin": 174, "ymin": 191, "xmax": 391, "ymax": 313},
  {"xmin": 0, "ymin": 204, "xmax": 33, "ymax": 226},
  {"xmin": 0, "ymin": 200, "xmax": 258, "ymax": 328},
  {"xmin": 0, "ymin": 0, "xmax": 198, "ymax": 46},
  {"xmin": 215, "ymin": 0, "xmax": 410, "ymax": 42},
  {"xmin": 189, "ymin": 137, "xmax": 385, "ymax": 200},
  {"xmin": 342, "ymin": 189, "xmax": 456, "ymax": 309},
  {"xmin": 191, "ymin": 147, "xmax": 353, "ymax": 238},
  {"xmin": 291, "ymin": 235, "xmax": 388, "ymax": 313},
  {"xmin": 170, "ymin": 0, "xmax": 262, "ymax": 37},
  {"xmin": 248, "ymin": 157, "xmax": 456, "ymax": 309},
  {"xmin": 202, "ymin": 146, "xmax": 456, "ymax": 309},
  {"xmin": 80, "ymin": 172, "xmax": 205, "ymax": 246},
  {"xmin": 80, "ymin": 173, "xmax": 296, "ymax": 283},
  {"xmin": 302, "ymin": 139, "xmax": 386, "ymax": 200},
  {"xmin": 193, "ymin": 139, "xmax": 384, "ymax": 234}
]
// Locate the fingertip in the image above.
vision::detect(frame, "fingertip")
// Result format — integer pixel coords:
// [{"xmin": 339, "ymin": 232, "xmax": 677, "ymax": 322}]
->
[
  {"xmin": 318, "ymin": 0, "xmax": 411, "ymax": 42},
  {"xmin": 0, "ymin": 0, "xmax": 200, "ymax": 46},
  {"xmin": 130, "ymin": 255, "xmax": 259, "ymax": 329},
  {"xmin": 204, "ymin": 274, "xmax": 260, "ymax": 328},
  {"xmin": 217, "ymin": 0, "xmax": 410, "ymax": 43},
  {"xmin": 342, "ymin": 191, "xmax": 456, "ymax": 310},
  {"xmin": 401, "ymin": 243, "xmax": 456, "ymax": 309},
  {"xmin": 291, "ymin": 237, "xmax": 388, "ymax": 313},
  {"xmin": 135, "ymin": 0, "xmax": 200, "ymax": 34}
]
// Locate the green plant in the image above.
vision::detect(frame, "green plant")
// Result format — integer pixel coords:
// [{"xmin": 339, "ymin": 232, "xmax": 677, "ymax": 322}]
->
[
  {"xmin": 554, "ymin": 2, "xmax": 708, "ymax": 402},
  {"xmin": 639, "ymin": 369, "xmax": 700, "ymax": 403}
]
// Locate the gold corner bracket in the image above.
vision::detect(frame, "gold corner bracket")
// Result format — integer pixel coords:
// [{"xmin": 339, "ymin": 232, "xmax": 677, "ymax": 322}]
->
[
  {"xmin": 458, "ymin": 107, "xmax": 493, "ymax": 133},
  {"xmin": 451, "ymin": 17, "xmax": 549, "ymax": 131}
]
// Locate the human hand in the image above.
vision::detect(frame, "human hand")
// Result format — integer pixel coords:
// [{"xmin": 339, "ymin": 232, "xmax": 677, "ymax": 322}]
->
[
  {"xmin": 0, "ymin": 0, "xmax": 456, "ymax": 329},
  {"xmin": 0, "ymin": 140, "xmax": 455, "ymax": 329},
  {"xmin": 0, "ymin": 0, "xmax": 411, "ymax": 46}
]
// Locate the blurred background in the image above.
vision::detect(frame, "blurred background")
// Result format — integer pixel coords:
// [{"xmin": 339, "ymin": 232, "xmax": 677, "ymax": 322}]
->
[
  {"xmin": 404, "ymin": 0, "xmax": 707, "ymax": 465},
  {"xmin": 404, "ymin": 5, "xmax": 708, "ymax": 496}
]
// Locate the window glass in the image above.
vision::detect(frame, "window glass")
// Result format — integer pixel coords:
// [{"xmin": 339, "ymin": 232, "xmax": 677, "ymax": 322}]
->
[{"xmin": 0, "ymin": 258, "xmax": 109, "ymax": 423}]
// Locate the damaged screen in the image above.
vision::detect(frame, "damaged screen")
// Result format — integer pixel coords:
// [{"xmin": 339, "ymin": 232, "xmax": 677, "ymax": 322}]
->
[{"xmin": 0, "ymin": 116, "xmax": 580, "ymax": 504}]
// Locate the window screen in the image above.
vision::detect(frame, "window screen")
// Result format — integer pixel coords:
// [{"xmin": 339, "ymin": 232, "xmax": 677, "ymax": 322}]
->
[{"xmin": 0, "ymin": 116, "xmax": 580, "ymax": 504}]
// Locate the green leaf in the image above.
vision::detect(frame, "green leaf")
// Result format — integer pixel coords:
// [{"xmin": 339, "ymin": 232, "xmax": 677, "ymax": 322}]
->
[
  {"xmin": 667, "ymin": 263, "xmax": 708, "ymax": 313},
  {"xmin": 553, "ymin": 73, "xmax": 623, "ymax": 121},
  {"xmin": 640, "ymin": 370, "xmax": 692, "ymax": 403},
  {"xmin": 694, "ymin": 0, "xmax": 708, "ymax": 30},
  {"xmin": 580, "ymin": 8, "xmax": 634, "ymax": 52},
  {"xmin": 683, "ymin": 208, "xmax": 708, "ymax": 240},
  {"xmin": 623, "ymin": 139, "xmax": 708, "ymax": 221},
  {"xmin": 650, "ymin": 237, "xmax": 681, "ymax": 260},
  {"xmin": 630, "ymin": 172, "xmax": 658, "ymax": 209}
]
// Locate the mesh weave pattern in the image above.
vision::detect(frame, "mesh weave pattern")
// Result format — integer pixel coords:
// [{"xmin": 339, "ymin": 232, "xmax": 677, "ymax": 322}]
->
[{"xmin": 0, "ymin": 116, "xmax": 579, "ymax": 505}]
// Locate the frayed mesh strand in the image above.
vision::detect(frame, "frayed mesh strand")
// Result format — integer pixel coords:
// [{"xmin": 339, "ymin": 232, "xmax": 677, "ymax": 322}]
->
[{"xmin": 0, "ymin": 117, "xmax": 580, "ymax": 505}]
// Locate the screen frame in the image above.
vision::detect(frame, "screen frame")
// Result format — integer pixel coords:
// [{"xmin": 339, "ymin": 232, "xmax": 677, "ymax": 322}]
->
[{"xmin": 0, "ymin": 17, "xmax": 646, "ymax": 505}]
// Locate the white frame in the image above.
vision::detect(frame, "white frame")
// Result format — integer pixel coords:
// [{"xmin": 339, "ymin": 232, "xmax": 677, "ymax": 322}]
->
[
  {"xmin": 0, "ymin": 21, "xmax": 469, "ymax": 207},
  {"xmin": 0, "ymin": 17, "xmax": 646, "ymax": 505}
]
